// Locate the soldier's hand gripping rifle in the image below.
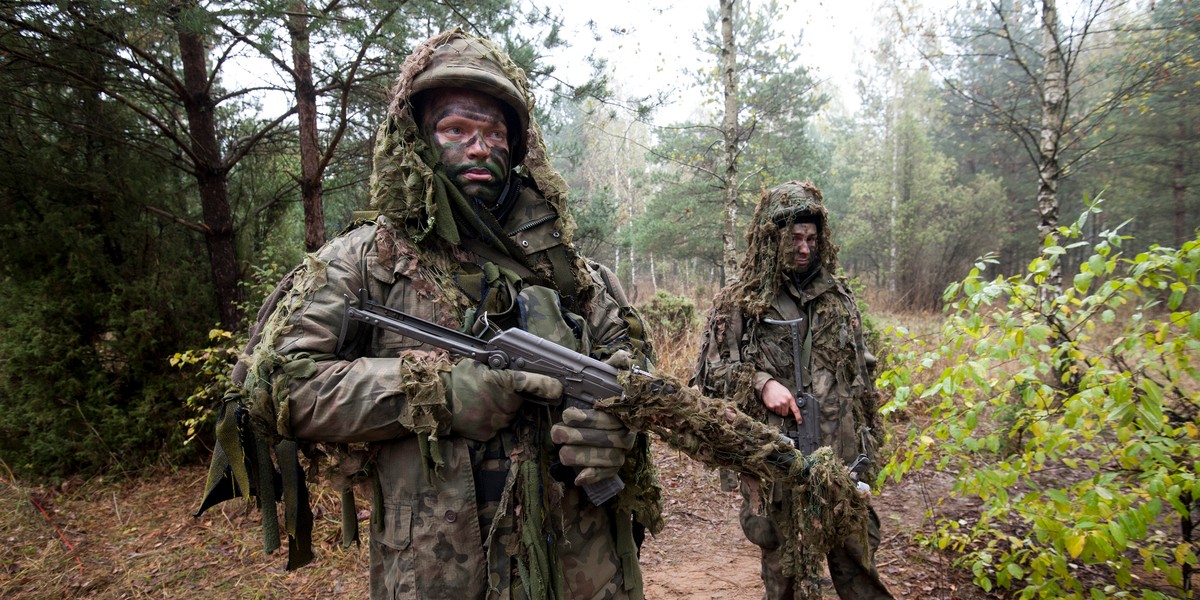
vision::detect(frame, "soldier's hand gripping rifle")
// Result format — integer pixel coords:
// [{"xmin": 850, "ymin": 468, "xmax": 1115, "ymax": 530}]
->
[
  {"xmin": 763, "ymin": 316, "xmax": 871, "ymax": 483},
  {"xmin": 763, "ymin": 317, "xmax": 821, "ymax": 455},
  {"xmin": 340, "ymin": 290, "xmax": 633, "ymax": 506}
]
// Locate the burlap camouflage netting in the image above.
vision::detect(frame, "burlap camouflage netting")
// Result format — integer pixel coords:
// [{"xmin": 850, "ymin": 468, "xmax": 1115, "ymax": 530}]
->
[
  {"xmin": 600, "ymin": 371, "xmax": 870, "ymax": 600},
  {"xmin": 712, "ymin": 181, "xmax": 839, "ymax": 320},
  {"xmin": 397, "ymin": 350, "xmax": 454, "ymax": 477},
  {"xmin": 369, "ymin": 28, "xmax": 588, "ymax": 311}
]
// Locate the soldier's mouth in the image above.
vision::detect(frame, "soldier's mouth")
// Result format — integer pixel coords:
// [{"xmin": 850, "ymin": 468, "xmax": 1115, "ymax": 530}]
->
[{"xmin": 461, "ymin": 168, "xmax": 494, "ymax": 182}]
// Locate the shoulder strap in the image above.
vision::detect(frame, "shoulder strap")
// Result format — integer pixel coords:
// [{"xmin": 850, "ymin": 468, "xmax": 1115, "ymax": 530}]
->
[
  {"xmin": 801, "ymin": 302, "xmax": 815, "ymax": 392},
  {"xmin": 545, "ymin": 245, "xmax": 580, "ymax": 310},
  {"xmin": 726, "ymin": 306, "xmax": 744, "ymax": 363}
]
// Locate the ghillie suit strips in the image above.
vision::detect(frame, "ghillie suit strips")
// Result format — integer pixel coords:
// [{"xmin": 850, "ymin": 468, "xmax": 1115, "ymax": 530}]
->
[
  {"xmin": 601, "ymin": 372, "xmax": 870, "ymax": 600},
  {"xmin": 723, "ymin": 181, "xmax": 838, "ymax": 317}
]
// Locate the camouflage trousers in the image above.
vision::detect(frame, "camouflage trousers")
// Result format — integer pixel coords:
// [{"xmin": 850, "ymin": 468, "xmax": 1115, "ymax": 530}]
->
[{"xmin": 739, "ymin": 482, "xmax": 893, "ymax": 600}]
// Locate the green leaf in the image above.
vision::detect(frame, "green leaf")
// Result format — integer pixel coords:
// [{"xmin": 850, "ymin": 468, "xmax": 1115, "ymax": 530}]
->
[
  {"xmin": 1138, "ymin": 379, "xmax": 1165, "ymax": 430},
  {"xmin": 1006, "ymin": 563, "xmax": 1024, "ymax": 580},
  {"xmin": 1046, "ymin": 489, "xmax": 1070, "ymax": 507},
  {"xmin": 1169, "ymin": 288, "xmax": 1185, "ymax": 310},
  {"xmin": 1108, "ymin": 520, "xmax": 1127, "ymax": 547},
  {"xmin": 1027, "ymin": 324, "xmax": 1051, "ymax": 342},
  {"xmin": 1073, "ymin": 271, "xmax": 1093, "ymax": 293},
  {"xmin": 1065, "ymin": 535, "xmax": 1086, "ymax": 558}
]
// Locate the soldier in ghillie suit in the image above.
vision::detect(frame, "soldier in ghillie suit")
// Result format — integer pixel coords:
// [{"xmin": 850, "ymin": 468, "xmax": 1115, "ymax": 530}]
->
[
  {"xmin": 241, "ymin": 29, "xmax": 662, "ymax": 599},
  {"xmin": 694, "ymin": 181, "xmax": 893, "ymax": 600}
]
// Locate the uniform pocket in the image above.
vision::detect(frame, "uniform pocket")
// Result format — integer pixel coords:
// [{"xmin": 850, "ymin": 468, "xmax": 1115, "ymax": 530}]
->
[
  {"xmin": 754, "ymin": 323, "xmax": 793, "ymax": 385},
  {"xmin": 368, "ymin": 269, "xmax": 428, "ymax": 352},
  {"xmin": 371, "ymin": 501, "xmax": 413, "ymax": 551}
]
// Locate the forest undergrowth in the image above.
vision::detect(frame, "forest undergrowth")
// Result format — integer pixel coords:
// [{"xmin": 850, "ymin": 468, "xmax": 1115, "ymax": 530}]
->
[{"xmin": 0, "ymin": 305, "xmax": 972, "ymax": 600}]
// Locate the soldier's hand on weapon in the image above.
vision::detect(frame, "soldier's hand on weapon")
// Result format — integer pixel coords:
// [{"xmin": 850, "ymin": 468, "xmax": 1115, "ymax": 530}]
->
[
  {"xmin": 551, "ymin": 406, "xmax": 636, "ymax": 487},
  {"xmin": 602, "ymin": 349, "xmax": 634, "ymax": 370},
  {"xmin": 761, "ymin": 379, "xmax": 803, "ymax": 422},
  {"xmin": 444, "ymin": 358, "xmax": 563, "ymax": 441}
]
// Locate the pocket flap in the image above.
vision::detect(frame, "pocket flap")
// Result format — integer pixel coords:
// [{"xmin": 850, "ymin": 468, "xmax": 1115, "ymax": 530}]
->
[{"xmin": 372, "ymin": 501, "xmax": 413, "ymax": 551}]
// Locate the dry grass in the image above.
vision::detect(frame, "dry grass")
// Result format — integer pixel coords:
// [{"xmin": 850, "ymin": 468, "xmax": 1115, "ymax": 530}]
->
[
  {"xmin": 646, "ymin": 322, "xmax": 704, "ymax": 383},
  {"xmin": 0, "ymin": 464, "xmax": 369, "ymax": 599}
]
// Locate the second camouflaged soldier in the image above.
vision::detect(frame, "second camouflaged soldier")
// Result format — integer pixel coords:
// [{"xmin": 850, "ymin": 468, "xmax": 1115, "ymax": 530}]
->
[{"xmin": 694, "ymin": 181, "xmax": 893, "ymax": 600}]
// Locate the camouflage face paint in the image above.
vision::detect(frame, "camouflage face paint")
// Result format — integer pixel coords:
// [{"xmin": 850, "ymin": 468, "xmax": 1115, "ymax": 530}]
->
[
  {"xmin": 420, "ymin": 89, "xmax": 512, "ymax": 204},
  {"xmin": 785, "ymin": 222, "xmax": 819, "ymax": 274}
]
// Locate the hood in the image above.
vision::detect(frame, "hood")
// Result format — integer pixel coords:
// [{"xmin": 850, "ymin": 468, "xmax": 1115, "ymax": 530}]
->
[
  {"xmin": 715, "ymin": 180, "xmax": 841, "ymax": 317},
  {"xmin": 762, "ymin": 180, "xmax": 838, "ymax": 276},
  {"xmin": 368, "ymin": 28, "xmax": 574, "ymax": 247}
]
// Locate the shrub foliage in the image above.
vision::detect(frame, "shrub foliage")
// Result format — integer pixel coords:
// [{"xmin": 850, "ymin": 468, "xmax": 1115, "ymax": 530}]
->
[{"xmin": 880, "ymin": 205, "xmax": 1200, "ymax": 598}]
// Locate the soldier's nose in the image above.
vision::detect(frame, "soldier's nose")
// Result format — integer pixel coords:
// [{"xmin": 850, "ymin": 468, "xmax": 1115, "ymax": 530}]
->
[{"xmin": 465, "ymin": 135, "xmax": 489, "ymax": 157}]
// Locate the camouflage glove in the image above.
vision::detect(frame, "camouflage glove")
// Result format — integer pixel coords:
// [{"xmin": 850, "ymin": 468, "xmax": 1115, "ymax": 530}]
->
[
  {"xmin": 603, "ymin": 349, "xmax": 634, "ymax": 370},
  {"xmin": 551, "ymin": 406, "xmax": 635, "ymax": 486},
  {"xmin": 445, "ymin": 359, "xmax": 563, "ymax": 441}
]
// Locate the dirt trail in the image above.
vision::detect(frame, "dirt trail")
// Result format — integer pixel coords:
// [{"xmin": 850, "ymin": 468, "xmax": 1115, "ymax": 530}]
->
[{"xmin": 640, "ymin": 447, "xmax": 992, "ymax": 600}]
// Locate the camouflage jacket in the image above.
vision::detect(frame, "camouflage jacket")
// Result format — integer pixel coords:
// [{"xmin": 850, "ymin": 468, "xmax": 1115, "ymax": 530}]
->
[
  {"xmin": 268, "ymin": 183, "xmax": 652, "ymax": 600},
  {"xmin": 695, "ymin": 266, "xmax": 880, "ymax": 470}
]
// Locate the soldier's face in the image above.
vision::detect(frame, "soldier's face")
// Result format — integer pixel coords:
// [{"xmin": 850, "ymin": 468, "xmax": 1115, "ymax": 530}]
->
[
  {"xmin": 421, "ymin": 89, "xmax": 511, "ymax": 204},
  {"xmin": 787, "ymin": 222, "xmax": 819, "ymax": 272}
]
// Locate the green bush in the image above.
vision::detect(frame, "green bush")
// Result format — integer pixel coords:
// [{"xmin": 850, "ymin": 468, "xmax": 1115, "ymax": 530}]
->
[
  {"xmin": 172, "ymin": 262, "xmax": 287, "ymax": 446},
  {"xmin": 880, "ymin": 204, "xmax": 1200, "ymax": 599},
  {"xmin": 638, "ymin": 291, "xmax": 697, "ymax": 340},
  {"xmin": 0, "ymin": 209, "xmax": 214, "ymax": 479}
]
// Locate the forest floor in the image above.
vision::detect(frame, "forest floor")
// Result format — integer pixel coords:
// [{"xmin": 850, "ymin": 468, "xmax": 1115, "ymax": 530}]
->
[{"xmin": 0, "ymin": 440, "xmax": 1000, "ymax": 600}]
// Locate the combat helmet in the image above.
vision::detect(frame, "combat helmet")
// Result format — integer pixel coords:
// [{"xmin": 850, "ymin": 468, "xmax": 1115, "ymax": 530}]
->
[{"xmin": 409, "ymin": 35, "xmax": 531, "ymax": 165}]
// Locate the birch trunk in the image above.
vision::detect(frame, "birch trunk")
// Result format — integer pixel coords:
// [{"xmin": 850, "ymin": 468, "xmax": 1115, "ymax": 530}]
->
[
  {"xmin": 720, "ymin": 0, "xmax": 740, "ymax": 285},
  {"xmin": 1038, "ymin": 0, "xmax": 1066, "ymax": 297}
]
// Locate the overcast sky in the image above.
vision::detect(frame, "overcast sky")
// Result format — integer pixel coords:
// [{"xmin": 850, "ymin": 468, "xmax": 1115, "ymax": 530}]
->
[{"xmin": 545, "ymin": 0, "xmax": 882, "ymax": 123}]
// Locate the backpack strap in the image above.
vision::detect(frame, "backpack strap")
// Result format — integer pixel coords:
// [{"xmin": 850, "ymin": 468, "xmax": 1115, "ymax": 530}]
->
[
  {"xmin": 544, "ymin": 245, "xmax": 579, "ymax": 311},
  {"xmin": 726, "ymin": 306, "xmax": 744, "ymax": 363},
  {"xmin": 194, "ymin": 263, "xmax": 324, "ymax": 571}
]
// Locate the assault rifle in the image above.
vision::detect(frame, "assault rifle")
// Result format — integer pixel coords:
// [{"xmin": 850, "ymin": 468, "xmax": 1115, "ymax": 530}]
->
[
  {"xmin": 763, "ymin": 317, "xmax": 821, "ymax": 455},
  {"xmin": 763, "ymin": 316, "xmax": 871, "ymax": 484},
  {"xmin": 340, "ymin": 290, "xmax": 632, "ymax": 506}
]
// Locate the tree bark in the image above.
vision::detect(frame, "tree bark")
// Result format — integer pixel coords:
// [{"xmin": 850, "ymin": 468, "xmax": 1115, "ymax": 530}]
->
[
  {"xmin": 288, "ymin": 0, "xmax": 326, "ymax": 252},
  {"xmin": 889, "ymin": 75, "xmax": 899, "ymax": 297},
  {"xmin": 1038, "ymin": 0, "xmax": 1066, "ymax": 296},
  {"xmin": 1175, "ymin": 119, "xmax": 1186, "ymax": 249},
  {"xmin": 720, "ymin": 0, "xmax": 740, "ymax": 285},
  {"xmin": 173, "ymin": 1, "xmax": 243, "ymax": 330}
]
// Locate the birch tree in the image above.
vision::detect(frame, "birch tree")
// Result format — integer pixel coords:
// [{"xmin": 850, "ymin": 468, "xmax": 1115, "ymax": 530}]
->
[
  {"xmin": 930, "ymin": 0, "xmax": 1168, "ymax": 279},
  {"xmin": 719, "ymin": 0, "xmax": 740, "ymax": 282}
]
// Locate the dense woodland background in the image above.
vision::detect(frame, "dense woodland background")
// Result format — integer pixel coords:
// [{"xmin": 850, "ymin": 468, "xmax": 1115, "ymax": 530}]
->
[{"xmin": 1, "ymin": 1, "xmax": 1197, "ymax": 597}]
